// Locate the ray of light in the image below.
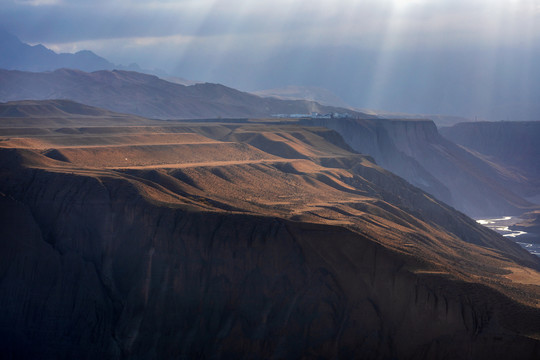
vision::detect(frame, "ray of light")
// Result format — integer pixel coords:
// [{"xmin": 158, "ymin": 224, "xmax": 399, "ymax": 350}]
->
[{"xmin": 362, "ymin": 1, "xmax": 407, "ymax": 111}]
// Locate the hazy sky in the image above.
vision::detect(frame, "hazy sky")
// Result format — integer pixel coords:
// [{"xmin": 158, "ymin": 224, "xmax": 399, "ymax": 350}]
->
[{"xmin": 2, "ymin": 0, "xmax": 540, "ymax": 118}]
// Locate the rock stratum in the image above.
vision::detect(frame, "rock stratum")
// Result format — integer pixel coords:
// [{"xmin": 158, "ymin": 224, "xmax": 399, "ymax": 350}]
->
[{"xmin": 1, "ymin": 101, "xmax": 540, "ymax": 359}]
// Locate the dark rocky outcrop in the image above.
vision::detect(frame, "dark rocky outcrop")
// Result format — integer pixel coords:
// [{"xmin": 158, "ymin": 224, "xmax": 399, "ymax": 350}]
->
[
  {"xmin": 2, "ymin": 114, "xmax": 540, "ymax": 359},
  {"xmin": 1, "ymin": 145, "xmax": 540, "ymax": 359}
]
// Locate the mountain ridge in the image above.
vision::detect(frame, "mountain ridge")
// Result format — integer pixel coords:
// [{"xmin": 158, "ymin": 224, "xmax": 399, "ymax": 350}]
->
[
  {"xmin": 0, "ymin": 68, "xmax": 373, "ymax": 120},
  {"xmin": 0, "ymin": 28, "xmax": 115, "ymax": 72}
]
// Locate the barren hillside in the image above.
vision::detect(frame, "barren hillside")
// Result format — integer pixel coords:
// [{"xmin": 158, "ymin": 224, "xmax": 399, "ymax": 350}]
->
[{"xmin": 1, "ymin": 101, "xmax": 540, "ymax": 359}]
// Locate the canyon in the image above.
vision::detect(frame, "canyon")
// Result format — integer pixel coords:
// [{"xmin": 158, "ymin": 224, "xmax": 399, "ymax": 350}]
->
[
  {"xmin": 2, "ymin": 68, "xmax": 538, "ymax": 219},
  {"xmin": 303, "ymin": 117, "xmax": 539, "ymax": 218},
  {"xmin": 1, "ymin": 100, "xmax": 540, "ymax": 359}
]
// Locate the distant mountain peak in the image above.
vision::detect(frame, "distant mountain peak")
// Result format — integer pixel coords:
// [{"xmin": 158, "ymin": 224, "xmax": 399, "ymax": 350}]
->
[
  {"xmin": 0, "ymin": 28, "xmax": 204, "ymax": 91},
  {"xmin": 0, "ymin": 28, "xmax": 115, "ymax": 72}
]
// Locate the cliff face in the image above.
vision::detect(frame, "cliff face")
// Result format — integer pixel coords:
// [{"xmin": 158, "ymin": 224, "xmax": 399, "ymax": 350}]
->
[
  {"xmin": 304, "ymin": 118, "xmax": 536, "ymax": 217},
  {"xmin": 441, "ymin": 121, "xmax": 540, "ymax": 202},
  {"xmin": 2, "ymin": 110, "xmax": 540, "ymax": 359},
  {"xmin": 2, "ymin": 165, "xmax": 540, "ymax": 360}
]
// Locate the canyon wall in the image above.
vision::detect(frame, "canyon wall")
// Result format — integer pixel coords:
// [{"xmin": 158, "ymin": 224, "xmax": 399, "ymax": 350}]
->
[
  {"xmin": 304, "ymin": 118, "xmax": 536, "ymax": 217},
  {"xmin": 1, "ymin": 148, "xmax": 540, "ymax": 359},
  {"xmin": 441, "ymin": 121, "xmax": 540, "ymax": 203}
]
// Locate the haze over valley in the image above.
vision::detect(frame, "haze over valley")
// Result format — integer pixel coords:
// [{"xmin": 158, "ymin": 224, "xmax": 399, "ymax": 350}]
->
[{"xmin": 1, "ymin": 1, "xmax": 540, "ymax": 359}]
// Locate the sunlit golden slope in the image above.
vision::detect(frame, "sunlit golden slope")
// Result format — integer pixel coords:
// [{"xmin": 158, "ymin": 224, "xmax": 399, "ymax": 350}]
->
[{"xmin": 1, "ymin": 101, "xmax": 540, "ymax": 359}]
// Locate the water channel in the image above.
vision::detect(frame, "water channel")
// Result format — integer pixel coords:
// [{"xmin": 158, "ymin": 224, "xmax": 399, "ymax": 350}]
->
[{"xmin": 476, "ymin": 216, "xmax": 540, "ymax": 257}]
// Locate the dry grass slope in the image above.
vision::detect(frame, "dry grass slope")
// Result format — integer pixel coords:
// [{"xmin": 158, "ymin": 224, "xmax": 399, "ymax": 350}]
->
[{"xmin": 1, "ymin": 101, "xmax": 540, "ymax": 359}]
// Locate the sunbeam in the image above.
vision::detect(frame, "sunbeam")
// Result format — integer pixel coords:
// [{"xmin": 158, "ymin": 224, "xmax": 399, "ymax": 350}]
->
[
  {"xmin": 2, "ymin": 1, "xmax": 540, "ymax": 359},
  {"xmin": 2, "ymin": 0, "xmax": 539, "ymax": 118}
]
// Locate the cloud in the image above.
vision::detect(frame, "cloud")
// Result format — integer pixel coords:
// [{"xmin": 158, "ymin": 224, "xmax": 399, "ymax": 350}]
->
[
  {"xmin": 4, "ymin": 1, "xmax": 538, "ymax": 67},
  {"xmin": 4, "ymin": 0, "xmax": 540, "ymax": 59},
  {"xmin": 3, "ymin": 0, "xmax": 538, "ymax": 46},
  {"xmin": 14, "ymin": 0, "xmax": 61, "ymax": 5},
  {"xmin": 3, "ymin": 0, "xmax": 540, "ymax": 118}
]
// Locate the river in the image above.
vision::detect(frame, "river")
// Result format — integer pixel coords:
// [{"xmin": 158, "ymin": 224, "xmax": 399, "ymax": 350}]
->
[{"xmin": 476, "ymin": 216, "xmax": 540, "ymax": 257}]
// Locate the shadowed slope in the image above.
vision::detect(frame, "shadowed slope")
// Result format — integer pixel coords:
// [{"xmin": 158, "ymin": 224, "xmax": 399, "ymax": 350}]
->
[
  {"xmin": 441, "ymin": 121, "xmax": 540, "ymax": 203},
  {"xmin": 1, "ymin": 106, "xmax": 540, "ymax": 359}
]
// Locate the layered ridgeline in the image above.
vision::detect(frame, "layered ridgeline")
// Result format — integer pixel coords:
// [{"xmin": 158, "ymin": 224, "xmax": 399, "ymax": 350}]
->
[
  {"xmin": 302, "ymin": 118, "xmax": 538, "ymax": 218},
  {"xmin": 0, "ymin": 69, "xmax": 371, "ymax": 120},
  {"xmin": 4, "ymin": 68, "xmax": 535, "ymax": 218},
  {"xmin": 1, "ymin": 101, "xmax": 540, "ymax": 359}
]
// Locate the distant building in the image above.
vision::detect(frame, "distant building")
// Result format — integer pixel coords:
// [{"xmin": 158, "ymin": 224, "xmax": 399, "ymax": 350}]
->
[{"xmin": 272, "ymin": 112, "xmax": 352, "ymax": 119}]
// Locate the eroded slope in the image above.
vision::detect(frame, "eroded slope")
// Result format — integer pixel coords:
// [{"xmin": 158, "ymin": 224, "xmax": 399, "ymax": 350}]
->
[{"xmin": 1, "ymin": 108, "xmax": 540, "ymax": 359}]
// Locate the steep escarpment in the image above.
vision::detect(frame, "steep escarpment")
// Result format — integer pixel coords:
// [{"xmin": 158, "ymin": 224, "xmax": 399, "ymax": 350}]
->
[
  {"xmin": 303, "ymin": 118, "xmax": 536, "ymax": 217},
  {"xmin": 440, "ymin": 121, "xmax": 540, "ymax": 175},
  {"xmin": 2, "ymin": 115, "xmax": 540, "ymax": 359},
  {"xmin": 2, "ymin": 160, "xmax": 540, "ymax": 360},
  {"xmin": 441, "ymin": 121, "xmax": 540, "ymax": 203}
]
